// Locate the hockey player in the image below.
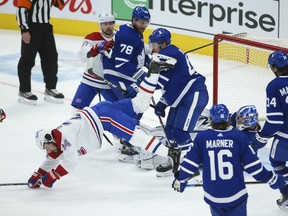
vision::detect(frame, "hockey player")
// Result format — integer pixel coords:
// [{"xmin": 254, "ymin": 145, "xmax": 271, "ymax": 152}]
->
[
  {"xmin": 102, "ymin": 6, "xmax": 150, "ymax": 100},
  {"xmin": 172, "ymin": 104, "xmax": 287, "ymax": 216},
  {"xmin": 231, "ymin": 105, "xmax": 260, "ymax": 140},
  {"xmin": 148, "ymin": 28, "xmax": 209, "ymax": 176},
  {"xmin": 250, "ymin": 50, "xmax": 288, "ymax": 210},
  {"xmin": 71, "ymin": 13, "xmax": 117, "ymax": 110},
  {"xmin": 27, "ymin": 58, "xmax": 175, "ymax": 189},
  {"xmin": 101, "ymin": 6, "xmax": 151, "ymax": 161},
  {"xmin": 0, "ymin": 109, "xmax": 6, "ymax": 123}
]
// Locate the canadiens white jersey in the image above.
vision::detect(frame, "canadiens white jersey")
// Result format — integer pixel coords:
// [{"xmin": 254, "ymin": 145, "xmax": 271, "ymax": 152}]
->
[
  {"xmin": 39, "ymin": 107, "xmax": 104, "ymax": 175},
  {"xmin": 79, "ymin": 31, "xmax": 115, "ymax": 89}
]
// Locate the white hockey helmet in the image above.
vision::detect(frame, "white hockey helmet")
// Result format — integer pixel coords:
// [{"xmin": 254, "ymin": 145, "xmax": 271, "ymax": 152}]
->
[
  {"xmin": 35, "ymin": 129, "xmax": 54, "ymax": 150},
  {"xmin": 98, "ymin": 13, "xmax": 115, "ymax": 24}
]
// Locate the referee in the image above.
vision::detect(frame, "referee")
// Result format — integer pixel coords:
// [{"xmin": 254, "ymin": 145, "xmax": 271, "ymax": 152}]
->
[{"xmin": 16, "ymin": 0, "xmax": 65, "ymax": 105}]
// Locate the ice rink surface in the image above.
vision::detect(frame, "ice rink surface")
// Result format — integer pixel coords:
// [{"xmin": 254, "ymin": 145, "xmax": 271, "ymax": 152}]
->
[{"xmin": 0, "ymin": 29, "xmax": 287, "ymax": 216}]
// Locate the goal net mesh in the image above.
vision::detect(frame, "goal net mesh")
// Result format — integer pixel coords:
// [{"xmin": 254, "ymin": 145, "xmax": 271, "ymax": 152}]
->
[{"xmin": 213, "ymin": 33, "xmax": 288, "ymax": 119}]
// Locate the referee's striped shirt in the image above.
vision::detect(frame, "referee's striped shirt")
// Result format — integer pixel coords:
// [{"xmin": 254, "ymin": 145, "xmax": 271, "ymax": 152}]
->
[{"xmin": 16, "ymin": 0, "xmax": 64, "ymax": 32}]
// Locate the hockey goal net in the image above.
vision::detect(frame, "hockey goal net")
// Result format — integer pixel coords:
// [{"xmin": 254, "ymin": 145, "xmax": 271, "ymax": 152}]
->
[{"xmin": 213, "ymin": 33, "xmax": 288, "ymax": 119}]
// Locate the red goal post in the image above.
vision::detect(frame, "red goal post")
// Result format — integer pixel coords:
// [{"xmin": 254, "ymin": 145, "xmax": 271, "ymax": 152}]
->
[{"xmin": 213, "ymin": 33, "xmax": 288, "ymax": 119}]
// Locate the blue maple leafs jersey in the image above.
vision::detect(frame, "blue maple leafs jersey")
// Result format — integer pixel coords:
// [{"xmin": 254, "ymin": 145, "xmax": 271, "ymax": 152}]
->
[
  {"xmin": 102, "ymin": 24, "xmax": 145, "ymax": 85},
  {"xmin": 156, "ymin": 44, "xmax": 206, "ymax": 107},
  {"xmin": 261, "ymin": 76, "xmax": 288, "ymax": 138},
  {"xmin": 178, "ymin": 129, "xmax": 273, "ymax": 208}
]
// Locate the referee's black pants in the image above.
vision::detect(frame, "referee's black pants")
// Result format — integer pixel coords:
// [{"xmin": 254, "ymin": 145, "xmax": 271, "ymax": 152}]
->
[{"xmin": 18, "ymin": 23, "xmax": 58, "ymax": 93}]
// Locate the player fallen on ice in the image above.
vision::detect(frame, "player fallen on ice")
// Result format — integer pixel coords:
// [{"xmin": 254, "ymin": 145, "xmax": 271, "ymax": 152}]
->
[{"xmin": 27, "ymin": 55, "xmax": 177, "ymax": 188}]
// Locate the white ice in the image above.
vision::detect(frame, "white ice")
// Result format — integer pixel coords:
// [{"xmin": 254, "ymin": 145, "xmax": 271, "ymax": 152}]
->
[{"xmin": 0, "ymin": 29, "xmax": 286, "ymax": 216}]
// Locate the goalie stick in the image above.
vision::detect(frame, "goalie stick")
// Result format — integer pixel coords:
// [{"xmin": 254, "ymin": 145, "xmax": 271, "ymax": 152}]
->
[{"xmin": 185, "ymin": 32, "xmax": 247, "ymax": 54}]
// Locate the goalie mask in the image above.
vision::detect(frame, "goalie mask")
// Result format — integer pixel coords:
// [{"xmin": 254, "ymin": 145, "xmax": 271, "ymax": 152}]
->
[
  {"xmin": 209, "ymin": 104, "xmax": 229, "ymax": 124},
  {"xmin": 35, "ymin": 129, "xmax": 55, "ymax": 150},
  {"xmin": 236, "ymin": 105, "xmax": 258, "ymax": 129}
]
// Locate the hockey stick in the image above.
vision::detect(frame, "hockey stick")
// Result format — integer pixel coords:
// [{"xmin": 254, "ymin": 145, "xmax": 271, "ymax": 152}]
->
[
  {"xmin": 187, "ymin": 180, "xmax": 264, "ymax": 188},
  {"xmin": 0, "ymin": 182, "xmax": 28, "ymax": 186},
  {"xmin": 87, "ymin": 52, "xmax": 128, "ymax": 94},
  {"xmin": 185, "ymin": 32, "xmax": 247, "ymax": 54},
  {"xmin": 151, "ymin": 96, "xmax": 170, "ymax": 145}
]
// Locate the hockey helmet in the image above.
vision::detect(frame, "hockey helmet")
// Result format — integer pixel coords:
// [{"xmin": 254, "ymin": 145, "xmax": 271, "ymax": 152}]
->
[
  {"xmin": 268, "ymin": 50, "xmax": 288, "ymax": 69},
  {"xmin": 98, "ymin": 13, "xmax": 115, "ymax": 24},
  {"xmin": 209, "ymin": 104, "xmax": 230, "ymax": 124},
  {"xmin": 149, "ymin": 28, "xmax": 171, "ymax": 45},
  {"xmin": 35, "ymin": 129, "xmax": 54, "ymax": 150},
  {"xmin": 236, "ymin": 105, "xmax": 258, "ymax": 127},
  {"xmin": 132, "ymin": 6, "xmax": 151, "ymax": 21}
]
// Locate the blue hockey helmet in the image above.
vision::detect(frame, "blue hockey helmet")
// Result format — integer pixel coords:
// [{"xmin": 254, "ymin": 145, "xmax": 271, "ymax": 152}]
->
[
  {"xmin": 236, "ymin": 105, "xmax": 258, "ymax": 127},
  {"xmin": 268, "ymin": 50, "xmax": 288, "ymax": 69},
  {"xmin": 209, "ymin": 104, "xmax": 229, "ymax": 124},
  {"xmin": 149, "ymin": 28, "xmax": 171, "ymax": 45},
  {"xmin": 132, "ymin": 6, "xmax": 151, "ymax": 21}
]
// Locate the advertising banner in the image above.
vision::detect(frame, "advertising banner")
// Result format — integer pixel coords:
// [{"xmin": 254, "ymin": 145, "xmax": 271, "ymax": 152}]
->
[{"xmin": 112, "ymin": 0, "xmax": 281, "ymax": 38}]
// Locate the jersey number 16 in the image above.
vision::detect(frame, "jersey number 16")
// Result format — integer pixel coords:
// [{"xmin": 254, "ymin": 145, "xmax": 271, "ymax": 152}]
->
[{"xmin": 208, "ymin": 149, "xmax": 233, "ymax": 181}]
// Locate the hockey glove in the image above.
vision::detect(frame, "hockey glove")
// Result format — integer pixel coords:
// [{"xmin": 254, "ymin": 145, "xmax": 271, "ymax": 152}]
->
[
  {"xmin": 155, "ymin": 99, "xmax": 168, "ymax": 117},
  {"xmin": 90, "ymin": 40, "xmax": 115, "ymax": 57},
  {"xmin": 0, "ymin": 109, "xmax": 6, "ymax": 123},
  {"xmin": 28, "ymin": 172, "xmax": 43, "ymax": 189},
  {"xmin": 147, "ymin": 60, "xmax": 174, "ymax": 77},
  {"xmin": 42, "ymin": 169, "xmax": 61, "ymax": 188},
  {"xmin": 268, "ymin": 171, "xmax": 287, "ymax": 190},
  {"xmin": 123, "ymin": 83, "xmax": 139, "ymax": 98},
  {"xmin": 251, "ymin": 132, "xmax": 270, "ymax": 151},
  {"xmin": 27, "ymin": 168, "xmax": 47, "ymax": 189},
  {"xmin": 172, "ymin": 171, "xmax": 188, "ymax": 193}
]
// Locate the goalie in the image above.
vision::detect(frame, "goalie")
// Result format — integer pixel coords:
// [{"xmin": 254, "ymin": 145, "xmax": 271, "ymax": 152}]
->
[{"xmin": 27, "ymin": 57, "xmax": 176, "ymax": 189}]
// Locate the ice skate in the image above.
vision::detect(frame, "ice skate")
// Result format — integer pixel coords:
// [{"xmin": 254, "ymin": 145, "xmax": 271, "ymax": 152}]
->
[
  {"xmin": 118, "ymin": 144, "xmax": 141, "ymax": 164},
  {"xmin": 18, "ymin": 92, "xmax": 38, "ymax": 105},
  {"xmin": 44, "ymin": 89, "xmax": 64, "ymax": 104},
  {"xmin": 277, "ymin": 194, "xmax": 288, "ymax": 211},
  {"xmin": 156, "ymin": 157, "xmax": 173, "ymax": 177}
]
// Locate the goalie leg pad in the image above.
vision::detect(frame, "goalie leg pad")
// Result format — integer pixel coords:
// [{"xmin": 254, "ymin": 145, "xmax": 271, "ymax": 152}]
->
[{"xmin": 137, "ymin": 150, "xmax": 168, "ymax": 170}]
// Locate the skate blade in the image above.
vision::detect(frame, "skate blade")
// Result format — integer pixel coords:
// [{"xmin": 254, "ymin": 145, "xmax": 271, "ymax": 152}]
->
[
  {"xmin": 139, "ymin": 162, "xmax": 155, "ymax": 170},
  {"xmin": 18, "ymin": 97, "xmax": 37, "ymax": 105},
  {"xmin": 44, "ymin": 95, "xmax": 64, "ymax": 104},
  {"xmin": 156, "ymin": 170, "xmax": 173, "ymax": 177},
  {"xmin": 118, "ymin": 155, "xmax": 135, "ymax": 164},
  {"xmin": 278, "ymin": 200, "xmax": 288, "ymax": 212}
]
